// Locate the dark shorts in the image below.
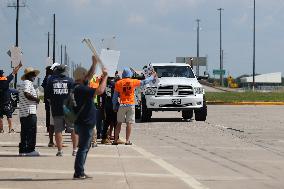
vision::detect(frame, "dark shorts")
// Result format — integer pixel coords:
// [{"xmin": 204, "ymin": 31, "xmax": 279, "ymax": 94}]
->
[
  {"xmin": 0, "ymin": 104, "xmax": 13, "ymax": 119},
  {"xmin": 105, "ymin": 107, "xmax": 117, "ymax": 124}
]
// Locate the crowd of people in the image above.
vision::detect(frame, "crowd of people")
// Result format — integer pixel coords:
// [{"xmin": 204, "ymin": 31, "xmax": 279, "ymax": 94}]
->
[{"xmin": 0, "ymin": 54, "xmax": 156, "ymax": 179}]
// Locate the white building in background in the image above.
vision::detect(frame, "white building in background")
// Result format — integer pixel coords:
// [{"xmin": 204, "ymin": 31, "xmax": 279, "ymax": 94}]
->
[{"xmin": 240, "ymin": 72, "xmax": 282, "ymax": 84}]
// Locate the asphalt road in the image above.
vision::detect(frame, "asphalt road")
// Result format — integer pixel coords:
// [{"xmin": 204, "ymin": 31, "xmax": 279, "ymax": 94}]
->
[{"xmin": 0, "ymin": 104, "xmax": 283, "ymax": 189}]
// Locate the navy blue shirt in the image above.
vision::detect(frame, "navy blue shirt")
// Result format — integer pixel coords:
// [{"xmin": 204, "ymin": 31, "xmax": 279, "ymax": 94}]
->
[
  {"xmin": 0, "ymin": 74, "xmax": 14, "ymax": 106},
  {"xmin": 46, "ymin": 74, "xmax": 74, "ymax": 116},
  {"xmin": 74, "ymin": 84, "xmax": 96, "ymax": 126}
]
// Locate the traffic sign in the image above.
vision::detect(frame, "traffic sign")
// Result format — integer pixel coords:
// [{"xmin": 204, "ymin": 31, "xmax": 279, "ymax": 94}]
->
[{"xmin": 213, "ymin": 69, "xmax": 226, "ymax": 75}]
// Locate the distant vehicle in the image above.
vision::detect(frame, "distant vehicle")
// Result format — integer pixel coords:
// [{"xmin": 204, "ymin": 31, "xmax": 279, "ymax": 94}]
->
[{"xmin": 136, "ymin": 63, "xmax": 208, "ymax": 122}]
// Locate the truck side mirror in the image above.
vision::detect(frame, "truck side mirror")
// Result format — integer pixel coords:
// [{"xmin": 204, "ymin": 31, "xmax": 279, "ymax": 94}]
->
[{"xmin": 197, "ymin": 75, "xmax": 209, "ymax": 80}]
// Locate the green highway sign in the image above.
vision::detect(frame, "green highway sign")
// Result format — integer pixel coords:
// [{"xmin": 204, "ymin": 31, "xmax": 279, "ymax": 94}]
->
[{"xmin": 213, "ymin": 69, "xmax": 226, "ymax": 75}]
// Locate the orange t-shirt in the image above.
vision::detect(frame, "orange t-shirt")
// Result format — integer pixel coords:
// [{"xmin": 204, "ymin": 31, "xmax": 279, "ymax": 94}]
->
[
  {"xmin": 115, "ymin": 78, "xmax": 141, "ymax": 105},
  {"xmin": 0, "ymin": 76, "xmax": 7, "ymax": 81}
]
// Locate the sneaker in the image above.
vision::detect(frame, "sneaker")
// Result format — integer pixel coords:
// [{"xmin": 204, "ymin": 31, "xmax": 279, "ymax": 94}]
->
[
  {"xmin": 101, "ymin": 138, "xmax": 112, "ymax": 145},
  {"xmin": 117, "ymin": 139, "xmax": 125, "ymax": 144},
  {"xmin": 0, "ymin": 129, "xmax": 4, "ymax": 133},
  {"xmin": 25, "ymin": 151, "xmax": 40, "ymax": 156},
  {"xmin": 72, "ymin": 150, "xmax": 77, "ymax": 156},
  {"xmin": 73, "ymin": 173, "xmax": 92, "ymax": 180},
  {"xmin": 19, "ymin": 153, "xmax": 26, "ymax": 156},
  {"xmin": 91, "ymin": 142, "xmax": 98, "ymax": 148},
  {"xmin": 56, "ymin": 151, "xmax": 63, "ymax": 156},
  {"xmin": 8, "ymin": 129, "xmax": 15, "ymax": 133}
]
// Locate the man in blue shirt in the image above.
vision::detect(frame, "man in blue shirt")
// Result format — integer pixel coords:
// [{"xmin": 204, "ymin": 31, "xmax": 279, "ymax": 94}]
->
[
  {"xmin": 46, "ymin": 65, "xmax": 78, "ymax": 156},
  {"xmin": 0, "ymin": 63, "xmax": 22, "ymax": 133}
]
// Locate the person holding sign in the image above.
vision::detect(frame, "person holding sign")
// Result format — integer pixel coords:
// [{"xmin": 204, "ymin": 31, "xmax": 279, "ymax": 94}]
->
[
  {"xmin": 73, "ymin": 55, "xmax": 108, "ymax": 179},
  {"xmin": 0, "ymin": 62, "xmax": 22, "ymax": 133},
  {"xmin": 112, "ymin": 68, "xmax": 156, "ymax": 145}
]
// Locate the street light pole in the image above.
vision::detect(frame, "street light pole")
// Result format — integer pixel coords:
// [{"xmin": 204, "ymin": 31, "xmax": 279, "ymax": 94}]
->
[
  {"xmin": 196, "ymin": 19, "xmax": 200, "ymax": 77},
  {"xmin": 218, "ymin": 8, "xmax": 224, "ymax": 86},
  {"xmin": 252, "ymin": 0, "xmax": 256, "ymax": 91}
]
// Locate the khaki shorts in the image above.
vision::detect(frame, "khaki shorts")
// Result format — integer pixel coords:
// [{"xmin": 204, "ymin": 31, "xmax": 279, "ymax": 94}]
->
[
  {"xmin": 53, "ymin": 116, "xmax": 74, "ymax": 133},
  {"xmin": 117, "ymin": 106, "xmax": 135, "ymax": 123}
]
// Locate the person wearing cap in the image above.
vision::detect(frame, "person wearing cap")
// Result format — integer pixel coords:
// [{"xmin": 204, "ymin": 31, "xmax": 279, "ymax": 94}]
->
[
  {"xmin": 112, "ymin": 68, "xmax": 156, "ymax": 145},
  {"xmin": 0, "ymin": 62, "xmax": 22, "ymax": 133},
  {"xmin": 46, "ymin": 64, "xmax": 78, "ymax": 157},
  {"xmin": 41, "ymin": 65, "xmax": 55, "ymax": 147},
  {"xmin": 73, "ymin": 55, "xmax": 108, "ymax": 179},
  {"xmin": 18, "ymin": 67, "xmax": 41, "ymax": 156}
]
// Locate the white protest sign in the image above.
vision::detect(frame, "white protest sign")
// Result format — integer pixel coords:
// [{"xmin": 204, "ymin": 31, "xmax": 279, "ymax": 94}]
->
[
  {"xmin": 10, "ymin": 46, "xmax": 23, "ymax": 67},
  {"xmin": 96, "ymin": 49, "xmax": 120, "ymax": 77},
  {"xmin": 46, "ymin": 57, "xmax": 53, "ymax": 66}
]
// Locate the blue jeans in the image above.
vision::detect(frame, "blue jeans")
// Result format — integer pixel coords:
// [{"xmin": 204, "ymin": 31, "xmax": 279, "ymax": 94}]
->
[{"xmin": 74, "ymin": 124, "xmax": 94, "ymax": 176}]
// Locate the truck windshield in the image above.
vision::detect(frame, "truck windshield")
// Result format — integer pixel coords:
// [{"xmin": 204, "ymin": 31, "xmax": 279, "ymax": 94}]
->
[{"xmin": 154, "ymin": 66, "xmax": 195, "ymax": 78}]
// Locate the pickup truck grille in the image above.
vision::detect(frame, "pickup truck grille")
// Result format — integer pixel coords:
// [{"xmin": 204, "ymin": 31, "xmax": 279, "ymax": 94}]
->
[
  {"xmin": 156, "ymin": 85, "xmax": 193, "ymax": 96},
  {"xmin": 178, "ymin": 85, "xmax": 193, "ymax": 95},
  {"xmin": 157, "ymin": 85, "xmax": 173, "ymax": 96}
]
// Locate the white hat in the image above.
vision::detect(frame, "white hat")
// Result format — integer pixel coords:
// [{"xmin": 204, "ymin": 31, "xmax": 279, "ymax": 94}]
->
[{"xmin": 50, "ymin": 62, "xmax": 60, "ymax": 70}]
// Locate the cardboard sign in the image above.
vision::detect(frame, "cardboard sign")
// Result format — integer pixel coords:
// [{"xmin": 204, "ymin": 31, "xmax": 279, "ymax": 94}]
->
[
  {"xmin": 97, "ymin": 49, "xmax": 120, "ymax": 77},
  {"xmin": 9, "ymin": 46, "xmax": 23, "ymax": 67}
]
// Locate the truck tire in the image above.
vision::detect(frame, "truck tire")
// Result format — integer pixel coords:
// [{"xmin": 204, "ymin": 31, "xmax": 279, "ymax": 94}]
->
[
  {"xmin": 182, "ymin": 110, "xmax": 193, "ymax": 120},
  {"xmin": 194, "ymin": 102, "xmax": 207, "ymax": 121},
  {"xmin": 135, "ymin": 105, "xmax": 141, "ymax": 119},
  {"xmin": 141, "ymin": 97, "xmax": 152, "ymax": 122}
]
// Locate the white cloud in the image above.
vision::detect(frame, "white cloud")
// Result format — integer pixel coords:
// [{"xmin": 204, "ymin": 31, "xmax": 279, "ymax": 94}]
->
[{"xmin": 154, "ymin": 0, "xmax": 202, "ymax": 15}]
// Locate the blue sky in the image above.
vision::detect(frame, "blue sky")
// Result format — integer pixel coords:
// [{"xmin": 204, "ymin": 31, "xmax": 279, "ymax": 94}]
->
[{"xmin": 1, "ymin": 0, "xmax": 284, "ymax": 79}]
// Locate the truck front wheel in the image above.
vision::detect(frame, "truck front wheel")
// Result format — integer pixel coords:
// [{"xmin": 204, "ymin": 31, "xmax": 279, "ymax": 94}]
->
[
  {"xmin": 194, "ymin": 102, "xmax": 207, "ymax": 121},
  {"xmin": 141, "ymin": 97, "xmax": 152, "ymax": 122},
  {"xmin": 182, "ymin": 110, "xmax": 193, "ymax": 120}
]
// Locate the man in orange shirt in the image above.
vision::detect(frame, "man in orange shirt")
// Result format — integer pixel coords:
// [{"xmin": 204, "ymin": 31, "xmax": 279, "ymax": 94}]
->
[{"xmin": 112, "ymin": 68, "xmax": 156, "ymax": 145}]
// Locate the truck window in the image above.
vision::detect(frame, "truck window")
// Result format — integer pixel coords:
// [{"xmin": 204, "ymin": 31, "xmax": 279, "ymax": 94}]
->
[{"xmin": 154, "ymin": 66, "xmax": 195, "ymax": 78}]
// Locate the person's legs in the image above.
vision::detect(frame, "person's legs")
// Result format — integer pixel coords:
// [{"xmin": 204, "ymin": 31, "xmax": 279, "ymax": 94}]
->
[
  {"xmin": 45, "ymin": 104, "xmax": 50, "ymax": 133},
  {"xmin": 7, "ymin": 118, "xmax": 12, "ymax": 132},
  {"xmin": 53, "ymin": 116, "xmax": 65, "ymax": 155},
  {"xmin": 19, "ymin": 117, "xmax": 28, "ymax": 154},
  {"xmin": 113, "ymin": 122, "xmax": 122, "ymax": 143},
  {"xmin": 74, "ymin": 124, "xmax": 93, "ymax": 177},
  {"xmin": 125, "ymin": 106, "xmax": 135, "ymax": 144},
  {"xmin": 26, "ymin": 114, "xmax": 37, "ymax": 153},
  {"xmin": 96, "ymin": 109, "xmax": 102, "ymax": 139},
  {"xmin": 48, "ymin": 125, "xmax": 55, "ymax": 146},
  {"xmin": 71, "ymin": 130, "xmax": 78, "ymax": 152},
  {"xmin": 0, "ymin": 116, "xmax": 4, "ymax": 132},
  {"xmin": 126, "ymin": 122, "xmax": 132, "ymax": 143}
]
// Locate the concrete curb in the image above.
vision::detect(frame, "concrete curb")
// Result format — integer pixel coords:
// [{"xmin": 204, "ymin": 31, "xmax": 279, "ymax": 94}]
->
[{"xmin": 207, "ymin": 101, "xmax": 284, "ymax": 105}]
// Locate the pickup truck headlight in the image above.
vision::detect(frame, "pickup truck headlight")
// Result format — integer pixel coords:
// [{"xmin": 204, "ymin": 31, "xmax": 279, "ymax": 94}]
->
[
  {"xmin": 194, "ymin": 87, "xmax": 204, "ymax": 94},
  {"xmin": 145, "ymin": 87, "xmax": 157, "ymax": 95}
]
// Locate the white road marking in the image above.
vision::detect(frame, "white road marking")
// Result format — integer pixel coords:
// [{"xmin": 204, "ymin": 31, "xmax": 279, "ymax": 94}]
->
[
  {"xmin": 0, "ymin": 167, "xmax": 174, "ymax": 178},
  {"xmin": 131, "ymin": 145, "xmax": 210, "ymax": 189}
]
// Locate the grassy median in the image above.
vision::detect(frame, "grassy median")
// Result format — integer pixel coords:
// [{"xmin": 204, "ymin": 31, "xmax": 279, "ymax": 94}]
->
[{"xmin": 206, "ymin": 92, "xmax": 284, "ymax": 102}]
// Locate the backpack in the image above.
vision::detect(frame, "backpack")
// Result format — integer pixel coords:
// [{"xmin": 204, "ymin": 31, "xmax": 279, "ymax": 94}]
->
[{"xmin": 63, "ymin": 85, "xmax": 86, "ymax": 125}]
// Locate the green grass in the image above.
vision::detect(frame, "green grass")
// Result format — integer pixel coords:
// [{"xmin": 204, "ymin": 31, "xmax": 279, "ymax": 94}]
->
[{"xmin": 206, "ymin": 92, "xmax": 284, "ymax": 102}]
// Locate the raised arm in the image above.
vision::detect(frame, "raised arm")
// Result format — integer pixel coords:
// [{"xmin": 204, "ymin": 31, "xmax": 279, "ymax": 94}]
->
[
  {"xmin": 95, "ymin": 68, "xmax": 108, "ymax": 95},
  {"xmin": 84, "ymin": 55, "xmax": 98, "ymax": 81},
  {"xmin": 12, "ymin": 62, "xmax": 23, "ymax": 75}
]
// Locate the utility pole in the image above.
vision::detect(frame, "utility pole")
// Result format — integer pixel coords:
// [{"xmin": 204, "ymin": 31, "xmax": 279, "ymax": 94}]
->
[
  {"xmin": 252, "ymin": 0, "xmax": 256, "ymax": 91},
  {"xmin": 53, "ymin": 14, "xmax": 56, "ymax": 63},
  {"xmin": 8, "ymin": 0, "xmax": 26, "ymax": 88},
  {"xmin": 47, "ymin": 32, "xmax": 50, "ymax": 57},
  {"xmin": 196, "ymin": 19, "xmax": 200, "ymax": 77},
  {"xmin": 218, "ymin": 8, "xmax": 224, "ymax": 86},
  {"xmin": 60, "ymin": 44, "xmax": 63, "ymax": 64},
  {"xmin": 64, "ymin": 45, "xmax": 67, "ymax": 65}
]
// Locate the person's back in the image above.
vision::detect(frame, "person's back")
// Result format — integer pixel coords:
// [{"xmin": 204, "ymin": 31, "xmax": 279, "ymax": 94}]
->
[
  {"xmin": 47, "ymin": 73, "xmax": 73, "ymax": 117},
  {"xmin": 0, "ymin": 73, "xmax": 14, "ymax": 107},
  {"xmin": 115, "ymin": 78, "xmax": 140, "ymax": 105},
  {"xmin": 74, "ymin": 84, "xmax": 96, "ymax": 126}
]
